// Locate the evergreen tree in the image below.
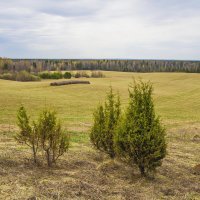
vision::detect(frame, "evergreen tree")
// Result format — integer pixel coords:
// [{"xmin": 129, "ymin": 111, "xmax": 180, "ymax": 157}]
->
[
  {"xmin": 115, "ymin": 81, "xmax": 166, "ymax": 176},
  {"xmin": 16, "ymin": 106, "xmax": 70, "ymax": 166},
  {"xmin": 16, "ymin": 106, "xmax": 39, "ymax": 163},
  {"xmin": 90, "ymin": 87, "xmax": 121, "ymax": 158},
  {"xmin": 37, "ymin": 109, "xmax": 70, "ymax": 167},
  {"xmin": 90, "ymin": 105, "xmax": 105, "ymax": 150}
]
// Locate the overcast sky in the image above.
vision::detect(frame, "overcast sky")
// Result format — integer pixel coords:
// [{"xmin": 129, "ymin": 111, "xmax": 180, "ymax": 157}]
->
[{"xmin": 0, "ymin": 0, "xmax": 199, "ymax": 59}]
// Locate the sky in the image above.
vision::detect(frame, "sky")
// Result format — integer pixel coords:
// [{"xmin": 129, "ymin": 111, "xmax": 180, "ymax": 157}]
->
[{"xmin": 0, "ymin": 0, "xmax": 200, "ymax": 60}]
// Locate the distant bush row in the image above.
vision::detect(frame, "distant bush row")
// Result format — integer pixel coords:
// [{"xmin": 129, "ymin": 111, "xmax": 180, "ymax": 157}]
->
[
  {"xmin": 74, "ymin": 71, "xmax": 105, "ymax": 78},
  {"xmin": 0, "ymin": 71, "xmax": 41, "ymax": 82},
  {"xmin": 38, "ymin": 71, "xmax": 105, "ymax": 79},
  {"xmin": 0, "ymin": 70, "xmax": 105, "ymax": 82},
  {"xmin": 39, "ymin": 71, "xmax": 72, "ymax": 79}
]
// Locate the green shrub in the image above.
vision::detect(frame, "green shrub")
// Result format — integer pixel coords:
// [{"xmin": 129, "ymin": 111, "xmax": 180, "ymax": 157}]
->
[
  {"xmin": 91, "ymin": 71, "xmax": 105, "ymax": 78},
  {"xmin": 37, "ymin": 109, "xmax": 70, "ymax": 166},
  {"xmin": 63, "ymin": 72, "xmax": 72, "ymax": 79},
  {"xmin": 39, "ymin": 71, "xmax": 63, "ymax": 79},
  {"xmin": 16, "ymin": 106, "xmax": 39, "ymax": 163},
  {"xmin": 115, "ymin": 80, "xmax": 167, "ymax": 176},
  {"xmin": 90, "ymin": 87, "xmax": 121, "ymax": 158},
  {"xmin": 51, "ymin": 72, "xmax": 63, "ymax": 79},
  {"xmin": 16, "ymin": 106, "xmax": 70, "ymax": 166},
  {"xmin": 39, "ymin": 72, "xmax": 50, "ymax": 79}
]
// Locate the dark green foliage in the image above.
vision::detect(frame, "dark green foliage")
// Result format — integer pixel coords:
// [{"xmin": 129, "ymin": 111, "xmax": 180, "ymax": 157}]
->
[
  {"xmin": 63, "ymin": 72, "xmax": 72, "ymax": 79},
  {"xmin": 37, "ymin": 109, "xmax": 70, "ymax": 167},
  {"xmin": 39, "ymin": 71, "xmax": 63, "ymax": 79},
  {"xmin": 16, "ymin": 106, "xmax": 39, "ymax": 163},
  {"xmin": 90, "ymin": 87, "xmax": 121, "ymax": 158},
  {"xmin": 90, "ymin": 105, "xmax": 105, "ymax": 150},
  {"xmin": 115, "ymin": 81, "xmax": 166, "ymax": 176}
]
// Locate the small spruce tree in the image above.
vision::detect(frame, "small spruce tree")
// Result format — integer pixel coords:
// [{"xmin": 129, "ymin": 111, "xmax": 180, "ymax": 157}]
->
[
  {"xmin": 16, "ymin": 106, "xmax": 39, "ymax": 163},
  {"xmin": 115, "ymin": 80, "xmax": 166, "ymax": 176},
  {"xmin": 90, "ymin": 87, "xmax": 121, "ymax": 158}
]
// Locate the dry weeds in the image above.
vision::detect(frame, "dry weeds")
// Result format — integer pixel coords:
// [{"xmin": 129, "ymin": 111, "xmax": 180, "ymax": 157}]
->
[{"xmin": 0, "ymin": 124, "xmax": 200, "ymax": 200}]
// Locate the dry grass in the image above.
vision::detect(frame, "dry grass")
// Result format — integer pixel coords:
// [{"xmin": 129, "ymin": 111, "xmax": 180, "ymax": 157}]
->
[{"xmin": 0, "ymin": 124, "xmax": 199, "ymax": 200}]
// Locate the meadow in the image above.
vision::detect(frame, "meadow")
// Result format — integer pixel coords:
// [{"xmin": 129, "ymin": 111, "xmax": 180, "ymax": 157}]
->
[
  {"xmin": 1, "ymin": 71, "xmax": 200, "ymax": 128},
  {"xmin": 0, "ymin": 71, "xmax": 200, "ymax": 199}
]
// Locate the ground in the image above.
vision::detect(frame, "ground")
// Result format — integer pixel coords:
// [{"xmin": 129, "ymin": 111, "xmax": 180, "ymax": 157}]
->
[{"xmin": 0, "ymin": 71, "xmax": 200, "ymax": 199}]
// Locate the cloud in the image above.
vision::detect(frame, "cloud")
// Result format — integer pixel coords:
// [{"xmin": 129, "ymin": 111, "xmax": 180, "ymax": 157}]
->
[{"xmin": 0, "ymin": 0, "xmax": 199, "ymax": 59}]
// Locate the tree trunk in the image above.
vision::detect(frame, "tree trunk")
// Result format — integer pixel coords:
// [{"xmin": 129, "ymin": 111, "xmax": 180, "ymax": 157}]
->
[
  {"xmin": 139, "ymin": 166, "xmax": 146, "ymax": 177},
  {"xmin": 46, "ymin": 150, "xmax": 52, "ymax": 167},
  {"xmin": 32, "ymin": 145, "xmax": 37, "ymax": 164}
]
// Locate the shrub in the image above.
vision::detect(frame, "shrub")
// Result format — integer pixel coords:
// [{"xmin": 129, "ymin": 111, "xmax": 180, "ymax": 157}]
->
[
  {"xmin": 39, "ymin": 71, "xmax": 63, "ymax": 79},
  {"xmin": 91, "ymin": 71, "xmax": 105, "ymax": 78},
  {"xmin": 16, "ymin": 71, "xmax": 40, "ymax": 82},
  {"xmin": 50, "ymin": 72, "xmax": 63, "ymax": 79},
  {"xmin": 16, "ymin": 106, "xmax": 70, "ymax": 166},
  {"xmin": 90, "ymin": 87, "xmax": 121, "ymax": 158},
  {"xmin": 74, "ymin": 71, "xmax": 90, "ymax": 78},
  {"xmin": 0, "ymin": 73, "xmax": 15, "ymax": 80},
  {"xmin": 0, "ymin": 71, "xmax": 40, "ymax": 82},
  {"xmin": 63, "ymin": 72, "xmax": 72, "ymax": 79},
  {"xmin": 39, "ymin": 72, "xmax": 50, "ymax": 79},
  {"xmin": 115, "ymin": 80, "xmax": 167, "ymax": 176},
  {"xmin": 37, "ymin": 109, "xmax": 70, "ymax": 167},
  {"xmin": 15, "ymin": 106, "xmax": 39, "ymax": 163}
]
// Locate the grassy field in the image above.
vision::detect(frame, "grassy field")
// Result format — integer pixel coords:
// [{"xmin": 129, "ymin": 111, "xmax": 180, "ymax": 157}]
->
[
  {"xmin": 0, "ymin": 71, "xmax": 200, "ymax": 199},
  {"xmin": 1, "ymin": 71, "xmax": 200, "ymax": 129}
]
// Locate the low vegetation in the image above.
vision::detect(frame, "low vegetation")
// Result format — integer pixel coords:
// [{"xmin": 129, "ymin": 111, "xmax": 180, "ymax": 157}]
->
[
  {"xmin": 63, "ymin": 71, "xmax": 72, "ymax": 79},
  {"xmin": 16, "ymin": 106, "xmax": 70, "ymax": 166},
  {"xmin": 39, "ymin": 71, "xmax": 64, "ymax": 79},
  {"xmin": 91, "ymin": 71, "xmax": 105, "ymax": 78},
  {"xmin": 15, "ymin": 106, "xmax": 39, "ymax": 163},
  {"xmin": 0, "ymin": 70, "xmax": 105, "ymax": 82},
  {"xmin": 37, "ymin": 109, "xmax": 70, "ymax": 167},
  {"xmin": 73, "ymin": 70, "xmax": 105, "ymax": 78},
  {"xmin": 74, "ymin": 71, "xmax": 90, "ymax": 78},
  {"xmin": 0, "ymin": 70, "xmax": 40, "ymax": 82}
]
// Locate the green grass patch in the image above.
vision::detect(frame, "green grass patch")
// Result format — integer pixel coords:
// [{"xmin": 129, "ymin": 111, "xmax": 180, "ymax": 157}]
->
[{"xmin": 0, "ymin": 71, "xmax": 200, "ymax": 128}]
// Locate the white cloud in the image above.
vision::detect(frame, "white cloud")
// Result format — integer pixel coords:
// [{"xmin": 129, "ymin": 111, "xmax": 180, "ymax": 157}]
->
[{"xmin": 0, "ymin": 0, "xmax": 199, "ymax": 59}]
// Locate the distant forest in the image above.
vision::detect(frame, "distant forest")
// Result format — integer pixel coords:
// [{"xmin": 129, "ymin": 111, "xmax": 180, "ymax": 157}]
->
[{"xmin": 1, "ymin": 58, "xmax": 200, "ymax": 73}]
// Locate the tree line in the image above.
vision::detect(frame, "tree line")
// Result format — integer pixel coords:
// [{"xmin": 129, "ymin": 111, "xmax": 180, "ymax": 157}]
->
[{"xmin": 1, "ymin": 57, "xmax": 200, "ymax": 73}]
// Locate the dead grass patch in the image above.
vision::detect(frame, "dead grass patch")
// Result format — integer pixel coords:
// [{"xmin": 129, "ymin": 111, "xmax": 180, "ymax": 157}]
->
[{"xmin": 0, "ymin": 125, "xmax": 200, "ymax": 199}]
